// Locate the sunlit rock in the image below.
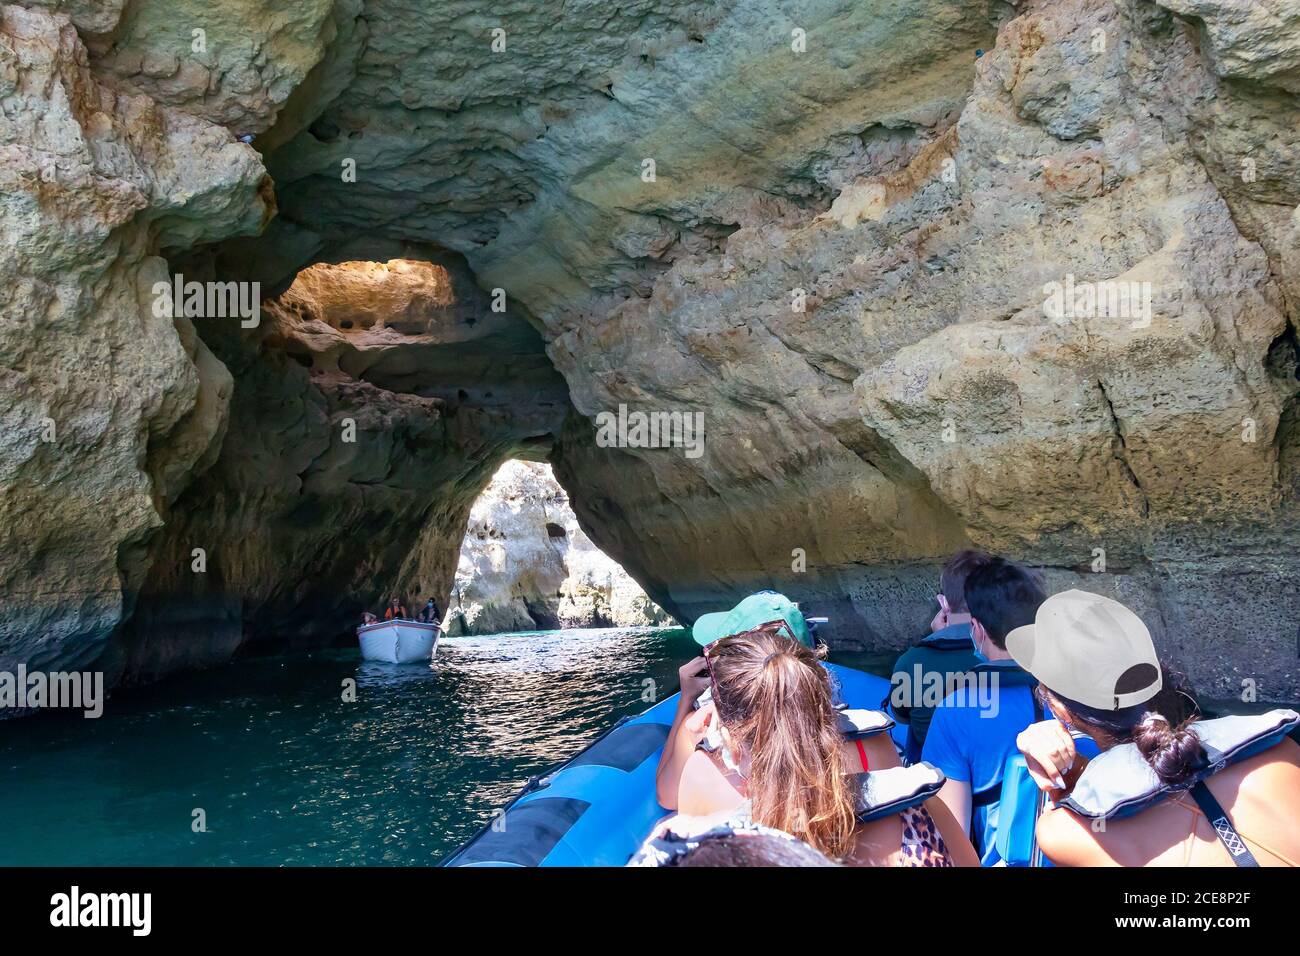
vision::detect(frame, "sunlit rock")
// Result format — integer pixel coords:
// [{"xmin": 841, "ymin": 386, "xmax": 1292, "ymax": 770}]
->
[
  {"xmin": 0, "ymin": 5, "xmax": 269, "ymax": 676},
  {"xmin": 1, "ymin": 0, "xmax": 1297, "ymax": 702},
  {"xmin": 445, "ymin": 460, "xmax": 671, "ymax": 635}
]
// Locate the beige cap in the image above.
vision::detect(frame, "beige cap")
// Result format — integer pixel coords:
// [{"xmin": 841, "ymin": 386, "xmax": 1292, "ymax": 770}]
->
[{"xmin": 1005, "ymin": 589, "xmax": 1161, "ymax": 711}]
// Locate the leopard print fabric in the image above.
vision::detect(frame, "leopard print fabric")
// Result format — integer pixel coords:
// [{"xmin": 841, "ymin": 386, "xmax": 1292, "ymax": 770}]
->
[{"xmin": 898, "ymin": 805, "xmax": 954, "ymax": 867}]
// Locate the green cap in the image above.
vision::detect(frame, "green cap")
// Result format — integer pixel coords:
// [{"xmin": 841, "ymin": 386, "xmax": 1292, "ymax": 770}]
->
[{"xmin": 691, "ymin": 592, "xmax": 813, "ymax": 648}]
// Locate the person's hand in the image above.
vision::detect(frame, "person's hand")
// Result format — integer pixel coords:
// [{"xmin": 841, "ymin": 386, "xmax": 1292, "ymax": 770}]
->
[
  {"xmin": 647, "ymin": 815, "xmax": 677, "ymax": 841},
  {"xmin": 930, "ymin": 595, "xmax": 951, "ymax": 632},
  {"xmin": 1016, "ymin": 719, "xmax": 1077, "ymax": 792},
  {"xmin": 682, "ymin": 702, "xmax": 716, "ymax": 746},
  {"xmin": 677, "ymin": 656, "xmax": 710, "ymax": 703}
]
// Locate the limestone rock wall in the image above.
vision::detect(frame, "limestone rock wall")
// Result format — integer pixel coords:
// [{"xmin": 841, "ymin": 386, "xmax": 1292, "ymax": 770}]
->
[
  {"xmin": 107, "ymin": 253, "xmax": 569, "ymax": 682},
  {"xmin": 550, "ymin": 0, "xmax": 1300, "ymax": 701},
  {"xmin": 2, "ymin": 0, "xmax": 1299, "ymax": 703},
  {"xmin": 0, "ymin": 4, "xmax": 270, "ymax": 675},
  {"xmin": 445, "ymin": 460, "xmax": 672, "ymax": 636}
]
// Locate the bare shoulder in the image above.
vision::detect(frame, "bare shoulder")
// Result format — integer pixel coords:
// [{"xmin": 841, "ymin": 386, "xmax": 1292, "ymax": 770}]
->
[
  {"xmin": 1223, "ymin": 737, "xmax": 1300, "ymax": 812},
  {"xmin": 1244, "ymin": 735, "xmax": 1300, "ymax": 775},
  {"xmin": 866, "ymin": 734, "xmax": 901, "ymax": 770},
  {"xmin": 1215, "ymin": 737, "xmax": 1300, "ymax": 801},
  {"xmin": 678, "ymin": 749, "xmax": 742, "ymax": 818},
  {"xmin": 1037, "ymin": 806, "xmax": 1115, "ymax": 867},
  {"xmin": 840, "ymin": 736, "xmax": 900, "ymax": 772}
]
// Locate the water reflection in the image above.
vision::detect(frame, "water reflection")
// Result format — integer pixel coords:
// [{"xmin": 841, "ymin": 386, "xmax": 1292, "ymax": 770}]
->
[{"xmin": 0, "ymin": 626, "xmax": 695, "ymax": 866}]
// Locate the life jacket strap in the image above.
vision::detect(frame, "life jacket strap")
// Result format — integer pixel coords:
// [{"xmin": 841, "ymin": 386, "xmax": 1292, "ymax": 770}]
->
[{"xmin": 1189, "ymin": 781, "xmax": 1259, "ymax": 867}]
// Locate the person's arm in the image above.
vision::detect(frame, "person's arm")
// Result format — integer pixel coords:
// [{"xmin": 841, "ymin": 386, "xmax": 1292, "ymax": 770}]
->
[
  {"xmin": 924, "ymin": 795, "xmax": 980, "ymax": 867},
  {"xmin": 921, "ymin": 704, "xmax": 972, "ymax": 836},
  {"xmin": 655, "ymin": 656, "xmax": 711, "ymax": 809},
  {"xmin": 1015, "ymin": 719, "xmax": 1087, "ymax": 793},
  {"xmin": 934, "ymin": 779, "xmax": 972, "ymax": 838},
  {"xmin": 1035, "ymin": 806, "xmax": 1114, "ymax": 866},
  {"xmin": 656, "ymin": 703, "xmax": 715, "ymax": 810}
]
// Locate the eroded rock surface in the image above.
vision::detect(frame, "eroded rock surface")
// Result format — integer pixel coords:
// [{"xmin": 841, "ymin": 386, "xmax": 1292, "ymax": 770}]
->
[
  {"xmin": 0, "ymin": 4, "xmax": 269, "ymax": 675},
  {"xmin": 3, "ymin": 0, "xmax": 1299, "ymax": 702},
  {"xmin": 107, "ymin": 253, "xmax": 568, "ymax": 681},
  {"xmin": 445, "ymin": 460, "xmax": 671, "ymax": 636},
  {"xmin": 554, "ymin": 0, "xmax": 1300, "ymax": 699}
]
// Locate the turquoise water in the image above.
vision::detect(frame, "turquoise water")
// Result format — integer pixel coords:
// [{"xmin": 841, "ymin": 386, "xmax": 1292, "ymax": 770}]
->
[
  {"xmin": 3, "ymin": 626, "xmax": 1269, "ymax": 867},
  {"xmin": 0, "ymin": 627, "xmax": 703, "ymax": 866}
]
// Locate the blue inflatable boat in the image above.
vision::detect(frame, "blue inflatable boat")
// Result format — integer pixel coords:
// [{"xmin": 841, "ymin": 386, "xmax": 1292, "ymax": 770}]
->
[{"xmin": 443, "ymin": 663, "xmax": 902, "ymax": 867}]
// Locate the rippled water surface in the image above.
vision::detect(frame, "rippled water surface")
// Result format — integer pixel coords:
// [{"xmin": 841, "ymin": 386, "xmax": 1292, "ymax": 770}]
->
[
  {"xmin": 3, "ymin": 626, "xmax": 1275, "ymax": 866},
  {"xmin": 0, "ymin": 627, "xmax": 700, "ymax": 866}
]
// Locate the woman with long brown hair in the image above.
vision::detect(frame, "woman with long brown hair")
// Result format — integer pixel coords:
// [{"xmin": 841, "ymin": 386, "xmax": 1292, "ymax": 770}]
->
[{"xmin": 665, "ymin": 623, "xmax": 977, "ymax": 865}]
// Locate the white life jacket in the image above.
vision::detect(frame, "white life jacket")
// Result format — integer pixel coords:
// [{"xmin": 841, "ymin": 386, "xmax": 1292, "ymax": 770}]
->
[
  {"xmin": 1062, "ymin": 708, "xmax": 1299, "ymax": 821},
  {"xmin": 837, "ymin": 707, "xmax": 895, "ymax": 739},
  {"xmin": 851, "ymin": 763, "xmax": 946, "ymax": 822}
]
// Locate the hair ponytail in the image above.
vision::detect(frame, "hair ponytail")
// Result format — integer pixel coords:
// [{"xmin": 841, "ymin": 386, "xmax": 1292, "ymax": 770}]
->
[{"xmin": 708, "ymin": 628, "xmax": 857, "ymax": 858}]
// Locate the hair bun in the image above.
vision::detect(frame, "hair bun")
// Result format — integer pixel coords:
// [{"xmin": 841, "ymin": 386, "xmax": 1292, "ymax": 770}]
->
[{"xmin": 1133, "ymin": 710, "xmax": 1208, "ymax": 786}]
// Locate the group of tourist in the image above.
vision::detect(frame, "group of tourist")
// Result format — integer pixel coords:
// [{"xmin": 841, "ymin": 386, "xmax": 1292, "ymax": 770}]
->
[
  {"xmin": 638, "ymin": 552, "xmax": 1300, "ymax": 867},
  {"xmin": 360, "ymin": 596, "xmax": 443, "ymax": 628}
]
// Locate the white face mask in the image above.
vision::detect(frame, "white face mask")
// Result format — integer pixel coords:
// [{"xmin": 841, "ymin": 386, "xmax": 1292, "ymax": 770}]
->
[
  {"xmin": 714, "ymin": 727, "xmax": 746, "ymax": 778},
  {"xmin": 704, "ymin": 720, "xmax": 724, "ymax": 753},
  {"xmin": 720, "ymin": 742, "xmax": 742, "ymax": 775}
]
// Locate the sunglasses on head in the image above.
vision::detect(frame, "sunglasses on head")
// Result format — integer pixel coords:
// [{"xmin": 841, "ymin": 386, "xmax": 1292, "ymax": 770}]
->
[{"xmin": 702, "ymin": 618, "xmax": 797, "ymax": 655}]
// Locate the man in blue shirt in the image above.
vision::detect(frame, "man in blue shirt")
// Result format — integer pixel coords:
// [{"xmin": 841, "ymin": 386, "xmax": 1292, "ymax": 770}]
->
[
  {"xmin": 922, "ymin": 557, "xmax": 1047, "ymax": 865},
  {"xmin": 890, "ymin": 549, "xmax": 987, "ymax": 763}
]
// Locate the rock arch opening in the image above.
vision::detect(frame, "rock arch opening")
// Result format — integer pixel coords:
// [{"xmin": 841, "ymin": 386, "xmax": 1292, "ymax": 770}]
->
[
  {"xmin": 106, "ymin": 249, "xmax": 575, "ymax": 685},
  {"xmin": 3, "ymin": 1, "xmax": 1299, "ymax": 707},
  {"xmin": 445, "ymin": 460, "xmax": 672, "ymax": 636}
]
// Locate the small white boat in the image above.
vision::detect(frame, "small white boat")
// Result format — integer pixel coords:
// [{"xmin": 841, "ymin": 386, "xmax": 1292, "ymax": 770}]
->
[{"xmin": 357, "ymin": 619, "xmax": 440, "ymax": 664}]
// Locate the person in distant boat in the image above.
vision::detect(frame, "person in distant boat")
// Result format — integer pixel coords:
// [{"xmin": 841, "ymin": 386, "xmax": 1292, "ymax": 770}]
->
[
  {"xmin": 384, "ymin": 597, "xmax": 408, "ymax": 621},
  {"xmin": 890, "ymin": 549, "xmax": 987, "ymax": 763},
  {"xmin": 1010, "ymin": 590, "xmax": 1300, "ymax": 867},
  {"xmin": 359, "ymin": 611, "xmax": 378, "ymax": 632},
  {"xmin": 418, "ymin": 597, "xmax": 441, "ymax": 625},
  {"xmin": 661, "ymin": 623, "xmax": 978, "ymax": 866}
]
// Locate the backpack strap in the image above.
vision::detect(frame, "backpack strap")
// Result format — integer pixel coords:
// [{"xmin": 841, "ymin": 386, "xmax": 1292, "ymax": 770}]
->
[{"xmin": 1188, "ymin": 782, "xmax": 1259, "ymax": 867}]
